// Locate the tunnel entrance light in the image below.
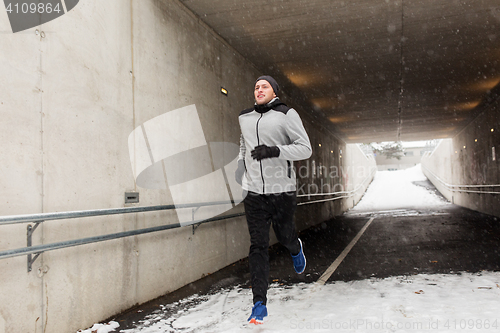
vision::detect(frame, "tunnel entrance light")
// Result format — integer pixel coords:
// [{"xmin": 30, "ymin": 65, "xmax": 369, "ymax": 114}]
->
[{"xmin": 221, "ymin": 87, "xmax": 228, "ymax": 96}]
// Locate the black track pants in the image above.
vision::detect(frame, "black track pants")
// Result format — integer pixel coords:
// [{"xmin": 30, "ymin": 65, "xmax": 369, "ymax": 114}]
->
[{"xmin": 243, "ymin": 191, "xmax": 301, "ymax": 305}]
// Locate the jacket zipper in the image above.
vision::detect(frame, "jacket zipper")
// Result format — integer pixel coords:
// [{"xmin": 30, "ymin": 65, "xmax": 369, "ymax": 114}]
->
[{"xmin": 256, "ymin": 113, "xmax": 265, "ymax": 193}]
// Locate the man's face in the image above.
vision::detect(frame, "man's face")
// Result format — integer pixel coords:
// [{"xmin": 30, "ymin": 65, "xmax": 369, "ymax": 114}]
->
[{"xmin": 254, "ymin": 80, "xmax": 276, "ymax": 105}]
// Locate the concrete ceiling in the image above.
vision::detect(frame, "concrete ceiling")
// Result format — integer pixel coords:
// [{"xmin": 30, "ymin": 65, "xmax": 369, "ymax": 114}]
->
[{"xmin": 180, "ymin": 0, "xmax": 500, "ymax": 143}]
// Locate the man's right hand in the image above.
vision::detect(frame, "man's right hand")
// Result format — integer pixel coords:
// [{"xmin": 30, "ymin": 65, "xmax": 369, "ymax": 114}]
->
[{"xmin": 235, "ymin": 159, "xmax": 245, "ymax": 185}]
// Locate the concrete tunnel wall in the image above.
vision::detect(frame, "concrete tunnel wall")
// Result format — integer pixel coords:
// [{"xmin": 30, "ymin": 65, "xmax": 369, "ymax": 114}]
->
[
  {"xmin": 0, "ymin": 1, "xmax": 375, "ymax": 332},
  {"xmin": 422, "ymin": 98, "xmax": 500, "ymax": 218}
]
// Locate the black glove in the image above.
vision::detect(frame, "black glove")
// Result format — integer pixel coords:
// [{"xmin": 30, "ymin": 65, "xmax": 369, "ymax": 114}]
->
[
  {"xmin": 251, "ymin": 145, "xmax": 280, "ymax": 161},
  {"xmin": 235, "ymin": 159, "xmax": 245, "ymax": 185}
]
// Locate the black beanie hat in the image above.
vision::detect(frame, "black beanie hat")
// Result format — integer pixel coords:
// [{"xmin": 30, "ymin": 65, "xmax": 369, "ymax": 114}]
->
[{"xmin": 255, "ymin": 75, "xmax": 279, "ymax": 94}]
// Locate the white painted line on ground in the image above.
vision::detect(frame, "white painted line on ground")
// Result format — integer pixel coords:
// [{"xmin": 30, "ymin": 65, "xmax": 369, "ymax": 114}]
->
[{"xmin": 316, "ymin": 217, "xmax": 375, "ymax": 285}]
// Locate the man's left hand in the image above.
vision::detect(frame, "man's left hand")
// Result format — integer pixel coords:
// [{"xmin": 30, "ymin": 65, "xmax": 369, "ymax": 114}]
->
[{"xmin": 251, "ymin": 145, "xmax": 280, "ymax": 161}]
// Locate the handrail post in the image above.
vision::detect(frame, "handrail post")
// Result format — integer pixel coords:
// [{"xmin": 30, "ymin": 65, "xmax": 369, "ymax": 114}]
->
[
  {"xmin": 27, "ymin": 222, "xmax": 43, "ymax": 272},
  {"xmin": 192, "ymin": 206, "xmax": 201, "ymax": 235}
]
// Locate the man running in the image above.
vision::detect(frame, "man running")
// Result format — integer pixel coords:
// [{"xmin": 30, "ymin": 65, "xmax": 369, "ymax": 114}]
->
[{"xmin": 235, "ymin": 75, "xmax": 312, "ymax": 324}]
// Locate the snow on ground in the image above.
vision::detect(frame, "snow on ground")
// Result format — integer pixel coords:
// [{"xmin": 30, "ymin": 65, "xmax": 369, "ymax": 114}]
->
[
  {"xmin": 121, "ymin": 273, "xmax": 500, "ymax": 333},
  {"xmin": 78, "ymin": 164, "xmax": 499, "ymax": 333},
  {"xmin": 78, "ymin": 321, "xmax": 119, "ymax": 333},
  {"xmin": 351, "ymin": 164, "xmax": 450, "ymax": 212}
]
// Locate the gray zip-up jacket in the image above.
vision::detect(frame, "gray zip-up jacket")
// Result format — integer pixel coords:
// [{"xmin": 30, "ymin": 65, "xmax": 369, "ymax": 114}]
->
[{"xmin": 238, "ymin": 98, "xmax": 312, "ymax": 194}]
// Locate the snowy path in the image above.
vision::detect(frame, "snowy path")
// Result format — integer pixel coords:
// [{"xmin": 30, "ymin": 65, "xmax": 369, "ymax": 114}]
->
[
  {"xmin": 350, "ymin": 164, "xmax": 450, "ymax": 212},
  {"xmin": 80, "ymin": 165, "xmax": 500, "ymax": 333},
  {"xmin": 117, "ymin": 272, "xmax": 500, "ymax": 333}
]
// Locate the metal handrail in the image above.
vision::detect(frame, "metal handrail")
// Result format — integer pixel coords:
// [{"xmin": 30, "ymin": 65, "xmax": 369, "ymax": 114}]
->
[
  {"xmin": 0, "ymin": 199, "xmax": 242, "ymax": 271},
  {"xmin": 0, "ymin": 212, "xmax": 245, "ymax": 261},
  {"xmin": 0, "ymin": 200, "xmax": 237, "ymax": 226},
  {"xmin": 421, "ymin": 165, "xmax": 500, "ymax": 194}
]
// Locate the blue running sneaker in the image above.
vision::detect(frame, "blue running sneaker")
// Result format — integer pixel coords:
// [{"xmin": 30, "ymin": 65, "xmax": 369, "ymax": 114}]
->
[
  {"xmin": 247, "ymin": 301, "xmax": 267, "ymax": 325},
  {"xmin": 291, "ymin": 238, "xmax": 306, "ymax": 274}
]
